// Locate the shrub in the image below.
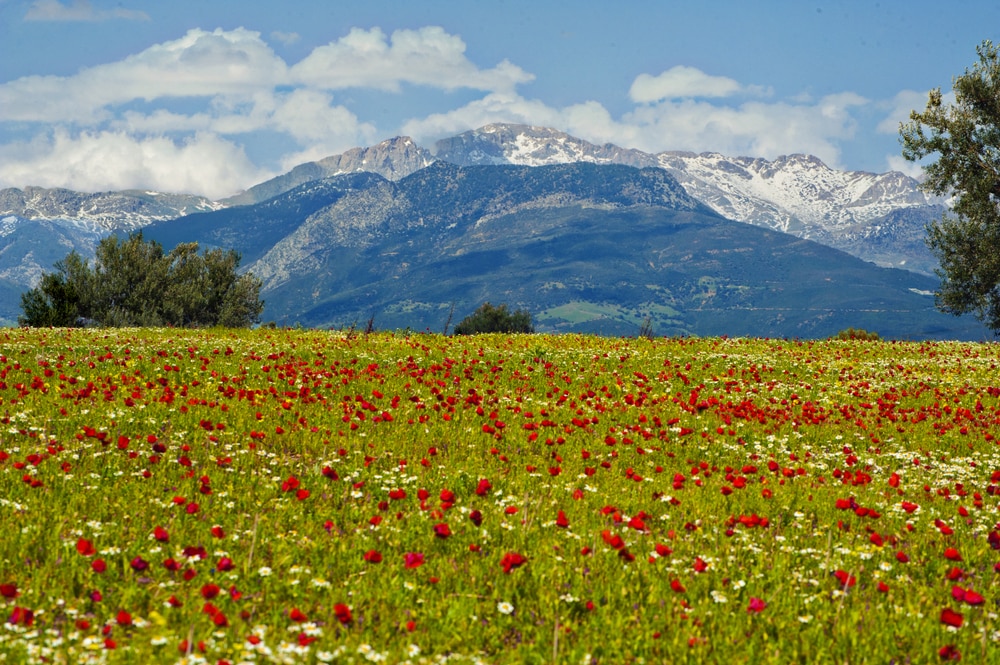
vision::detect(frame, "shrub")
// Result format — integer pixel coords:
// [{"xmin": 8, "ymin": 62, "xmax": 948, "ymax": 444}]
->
[
  {"xmin": 453, "ymin": 302, "xmax": 533, "ymax": 335},
  {"xmin": 834, "ymin": 327, "xmax": 880, "ymax": 341}
]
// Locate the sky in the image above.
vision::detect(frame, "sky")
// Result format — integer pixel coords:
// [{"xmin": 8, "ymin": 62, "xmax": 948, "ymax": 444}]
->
[{"xmin": 0, "ymin": 0, "xmax": 997, "ymax": 200}]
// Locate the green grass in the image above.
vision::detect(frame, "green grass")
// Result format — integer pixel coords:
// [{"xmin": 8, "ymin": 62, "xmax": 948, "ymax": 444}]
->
[{"xmin": 1, "ymin": 329, "xmax": 999, "ymax": 663}]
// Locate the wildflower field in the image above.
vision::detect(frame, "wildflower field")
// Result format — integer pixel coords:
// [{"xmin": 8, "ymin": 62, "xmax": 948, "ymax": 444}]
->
[{"xmin": 1, "ymin": 328, "xmax": 999, "ymax": 664}]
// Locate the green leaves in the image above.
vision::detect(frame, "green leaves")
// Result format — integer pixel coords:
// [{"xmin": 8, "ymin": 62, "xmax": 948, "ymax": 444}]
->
[
  {"xmin": 18, "ymin": 233, "xmax": 264, "ymax": 328},
  {"xmin": 900, "ymin": 40, "xmax": 1000, "ymax": 334},
  {"xmin": 453, "ymin": 302, "xmax": 534, "ymax": 335}
]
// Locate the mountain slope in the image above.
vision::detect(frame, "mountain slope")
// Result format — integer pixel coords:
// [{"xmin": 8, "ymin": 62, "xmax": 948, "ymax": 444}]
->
[
  {"xmin": 145, "ymin": 161, "xmax": 983, "ymax": 340},
  {"xmin": 436, "ymin": 124, "xmax": 943, "ymax": 274},
  {"xmin": 222, "ymin": 137, "xmax": 434, "ymax": 207}
]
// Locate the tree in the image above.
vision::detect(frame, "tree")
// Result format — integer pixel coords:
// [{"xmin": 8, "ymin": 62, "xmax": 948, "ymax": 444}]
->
[
  {"xmin": 19, "ymin": 233, "xmax": 264, "ymax": 328},
  {"xmin": 452, "ymin": 302, "xmax": 534, "ymax": 335},
  {"xmin": 900, "ymin": 40, "xmax": 1000, "ymax": 332}
]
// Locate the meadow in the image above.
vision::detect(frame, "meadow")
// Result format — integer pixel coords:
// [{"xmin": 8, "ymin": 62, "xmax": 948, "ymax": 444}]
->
[{"xmin": 1, "ymin": 327, "xmax": 998, "ymax": 664}]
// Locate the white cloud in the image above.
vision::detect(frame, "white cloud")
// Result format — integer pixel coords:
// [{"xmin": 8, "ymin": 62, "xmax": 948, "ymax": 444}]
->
[
  {"xmin": 0, "ymin": 129, "xmax": 267, "ymax": 199},
  {"xmin": 405, "ymin": 89, "xmax": 867, "ymax": 168},
  {"xmin": 24, "ymin": 0, "xmax": 149, "ymax": 22},
  {"xmin": 291, "ymin": 26, "xmax": 533, "ymax": 93},
  {"xmin": 629, "ymin": 66, "xmax": 744, "ymax": 102},
  {"xmin": 0, "ymin": 28, "xmax": 288, "ymax": 123},
  {"xmin": 885, "ymin": 154, "xmax": 927, "ymax": 180},
  {"xmin": 271, "ymin": 31, "xmax": 301, "ymax": 46},
  {"xmin": 876, "ymin": 89, "xmax": 936, "ymax": 134}
]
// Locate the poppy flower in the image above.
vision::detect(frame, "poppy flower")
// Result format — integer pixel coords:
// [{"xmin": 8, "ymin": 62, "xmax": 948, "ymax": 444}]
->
[
  {"xmin": 0, "ymin": 584, "xmax": 17, "ymax": 599},
  {"xmin": 555, "ymin": 510, "xmax": 569, "ymax": 528},
  {"xmin": 895, "ymin": 551, "xmax": 910, "ymax": 564},
  {"xmin": 500, "ymin": 552, "xmax": 526, "ymax": 573},
  {"xmin": 747, "ymin": 597, "xmax": 767, "ymax": 613},
  {"xmin": 938, "ymin": 644, "xmax": 961, "ymax": 661},
  {"xmin": 152, "ymin": 526, "xmax": 169, "ymax": 542},
  {"xmin": 670, "ymin": 579, "xmax": 686, "ymax": 593},
  {"xmin": 201, "ymin": 584, "xmax": 221, "ymax": 600},
  {"xmin": 877, "ymin": 581, "xmax": 890, "ymax": 593},
  {"xmin": 76, "ymin": 538, "xmax": 96, "ymax": 557},
  {"xmin": 943, "ymin": 548, "xmax": 962, "ymax": 561},
  {"xmin": 833, "ymin": 570, "xmax": 856, "ymax": 588},
  {"xmin": 404, "ymin": 552, "xmax": 425, "ymax": 569},
  {"xmin": 363, "ymin": 550, "xmax": 383, "ymax": 564},
  {"xmin": 940, "ymin": 607, "xmax": 963, "ymax": 628},
  {"xmin": 216, "ymin": 557, "xmax": 234, "ymax": 572},
  {"xmin": 433, "ymin": 523, "xmax": 451, "ymax": 538},
  {"xmin": 333, "ymin": 603, "xmax": 352, "ymax": 625},
  {"xmin": 469, "ymin": 510, "xmax": 483, "ymax": 526},
  {"xmin": 130, "ymin": 557, "xmax": 149, "ymax": 572},
  {"xmin": 288, "ymin": 607, "xmax": 308, "ymax": 622},
  {"xmin": 693, "ymin": 557, "xmax": 708, "ymax": 573},
  {"xmin": 951, "ymin": 586, "xmax": 984, "ymax": 605},
  {"xmin": 116, "ymin": 610, "xmax": 132, "ymax": 626},
  {"xmin": 9, "ymin": 607, "xmax": 34, "ymax": 627},
  {"xmin": 475, "ymin": 478, "xmax": 492, "ymax": 496}
]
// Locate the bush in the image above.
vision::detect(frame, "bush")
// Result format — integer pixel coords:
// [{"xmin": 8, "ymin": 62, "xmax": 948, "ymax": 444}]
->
[
  {"xmin": 19, "ymin": 233, "xmax": 264, "ymax": 328},
  {"xmin": 453, "ymin": 302, "xmax": 533, "ymax": 335},
  {"xmin": 834, "ymin": 327, "xmax": 880, "ymax": 341}
]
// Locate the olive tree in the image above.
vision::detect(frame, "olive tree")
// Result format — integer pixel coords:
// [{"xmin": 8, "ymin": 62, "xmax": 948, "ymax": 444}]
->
[{"xmin": 19, "ymin": 233, "xmax": 264, "ymax": 328}]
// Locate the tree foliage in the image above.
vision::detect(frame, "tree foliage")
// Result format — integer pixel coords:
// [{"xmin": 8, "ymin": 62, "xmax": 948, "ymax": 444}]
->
[
  {"xmin": 19, "ymin": 233, "xmax": 264, "ymax": 328},
  {"xmin": 900, "ymin": 40, "xmax": 1000, "ymax": 332},
  {"xmin": 452, "ymin": 302, "xmax": 534, "ymax": 335}
]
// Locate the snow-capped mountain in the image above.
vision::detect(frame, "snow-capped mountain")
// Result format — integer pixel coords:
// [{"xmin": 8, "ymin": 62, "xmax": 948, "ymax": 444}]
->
[
  {"xmin": 224, "ymin": 136, "xmax": 434, "ymax": 206},
  {"xmin": 433, "ymin": 124, "xmax": 943, "ymax": 274},
  {"xmin": 0, "ymin": 186, "xmax": 223, "ymax": 233}
]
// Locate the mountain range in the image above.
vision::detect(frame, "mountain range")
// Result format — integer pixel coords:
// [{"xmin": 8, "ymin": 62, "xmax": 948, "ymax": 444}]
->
[{"xmin": 0, "ymin": 123, "xmax": 983, "ymax": 339}]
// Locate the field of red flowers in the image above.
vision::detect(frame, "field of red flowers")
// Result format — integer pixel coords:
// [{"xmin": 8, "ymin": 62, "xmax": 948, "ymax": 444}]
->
[{"xmin": 1, "ymin": 328, "xmax": 999, "ymax": 664}]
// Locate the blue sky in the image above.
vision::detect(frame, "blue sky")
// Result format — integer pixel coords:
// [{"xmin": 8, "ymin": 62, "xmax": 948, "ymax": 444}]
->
[{"xmin": 0, "ymin": 0, "xmax": 997, "ymax": 199}]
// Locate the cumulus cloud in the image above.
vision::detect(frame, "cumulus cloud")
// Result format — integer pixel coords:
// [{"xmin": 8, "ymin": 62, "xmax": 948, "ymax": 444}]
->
[
  {"xmin": 24, "ymin": 0, "xmax": 150, "ymax": 22},
  {"xmin": 876, "ymin": 89, "xmax": 937, "ymax": 134},
  {"xmin": 629, "ymin": 66, "xmax": 744, "ymax": 102},
  {"xmin": 270, "ymin": 31, "xmax": 301, "ymax": 46},
  {"xmin": 291, "ymin": 26, "xmax": 533, "ymax": 92},
  {"xmin": 0, "ymin": 129, "xmax": 266, "ymax": 199},
  {"xmin": 0, "ymin": 24, "xmax": 893, "ymax": 198},
  {"xmin": 0, "ymin": 28, "xmax": 288, "ymax": 123},
  {"xmin": 405, "ymin": 89, "xmax": 867, "ymax": 168}
]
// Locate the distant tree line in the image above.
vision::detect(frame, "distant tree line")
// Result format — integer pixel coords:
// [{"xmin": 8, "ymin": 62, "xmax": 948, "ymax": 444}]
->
[{"xmin": 19, "ymin": 233, "xmax": 264, "ymax": 328}]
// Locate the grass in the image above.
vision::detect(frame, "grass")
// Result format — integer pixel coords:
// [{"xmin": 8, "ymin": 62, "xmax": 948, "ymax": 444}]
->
[{"xmin": 1, "ymin": 328, "xmax": 998, "ymax": 663}]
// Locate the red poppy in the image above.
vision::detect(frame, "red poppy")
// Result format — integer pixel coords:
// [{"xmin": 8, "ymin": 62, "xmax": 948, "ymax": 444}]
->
[
  {"xmin": 433, "ymin": 523, "xmax": 451, "ymax": 538},
  {"xmin": 404, "ymin": 552, "xmax": 425, "ymax": 569},
  {"xmin": 747, "ymin": 597, "xmax": 766, "ymax": 613},
  {"xmin": 944, "ymin": 548, "xmax": 962, "ymax": 561},
  {"xmin": 289, "ymin": 607, "xmax": 308, "ymax": 622},
  {"xmin": 833, "ymin": 570, "xmax": 856, "ymax": 587},
  {"xmin": 201, "ymin": 584, "xmax": 221, "ymax": 600},
  {"xmin": 555, "ymin": 510, "xmax": 569, "ymax": 528},
  {"xmin": 212, "ymin": 611, "xmax": 229, "ymax": 627},
  {"xmin": 895, "ymin": 551, "xmax": 910, "ymax": 563},
  {"xmin": 469, "ymin": 510, "xmax": 483, "ymax": 526},
  {"xmin": 475, "ymin": 478, "xmax": 492, "ymax": 496},
  {"xmin": 877, "ymin": 581, "xmax": 890, "ymax": 593},
  {"xmin": 210, "ymin": 525, "xmax": 226, "ymax": 538},
  {"xmin": 0, "ymin": 584, "xmax": 17, "ymax": 599},
  {"xmin": 670, "ymin": 579, "xmax": 686, "ymax": 593},
  {"xmin": 334, "ymin": 603, "xmax": 352, "ymax": 625},
  {"xmin": 655, "ymin": 543, "xmax": 672, "ymax": 557},
  {"xmin": 938, "ymin": 644, "xmax": 961, "ymax": 661},
  {"xmin": 9, "ymin": 606, "xmax": 34, "ymax": 627},
  {"xmin": 363, "ymin": 550, "xmax": 383, "ymax": 564},
  {"xmin": 951, "ymin": 586, "xmax": 984, "ymax": 605},
  {"xmin": 130, "ymin": 556, "xmax": 149, "ymax": 572},
  {"xmin": 601, "ymin": 530, "xmax": 625, "ymax": 550},
  {"xmin": 940, "ymin": 607, "xmax": 963, "ymax": 628},
  {"xmin": 153, "ymin": 526, "xmax": 169, "ymax": 542},
  {"xmin": 500, "ymin": 552, "xmax": 526, "ymax": 574},
  {"xmin": 76, "ymin": 538, "xmax": 96, "ymax": 557},
  {"xmin": 216, "ymin": 557, "xmax": 235, "ymax": 572},
  {"xmin": 281, "ymin": 476, "xmax": 300, "ymax": 492},
  {"xmin": 693, "ymin": 557, "xmax": 708, "ymax": 573},
  {"xmin": 116, "ymin": 610, "xmax": 132, "ymax": 626}
]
